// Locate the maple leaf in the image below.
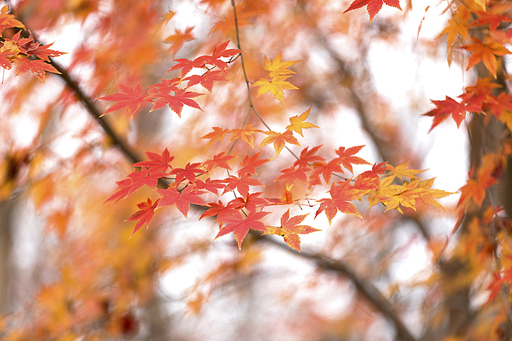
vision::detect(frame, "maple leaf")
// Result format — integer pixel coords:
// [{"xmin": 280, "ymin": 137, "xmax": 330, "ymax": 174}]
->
[
  {"xmin": 195, "ymin": 178, "xmax": 226, "ymax": 195},
  {"xmin": 462, "ymin": 37, "xmax": 510, "ymax": 78},
  {"xmin": 274, "ymin": 165, "xmax": 309, "ymax": 190},
  {"xmin": 263, "ymin": 209, "xmax": 320, "ymax": 251},
  {"xmin": 105, "ymin": 168, "xmax": 163, "ymax": 203},
  {"xmin": 423, "ymin": 96, "xmax": 477, "ymax": 132},
  {"xmin": 485, "ymin": 92, "xmax": 512, "ymax": 117},
  {"xmin": 286, "ymin": 108, "xmax": 319, "ymax": 137},
  {"xmin": 157, "ymin": 186, "xmax": 206, "ymax": 218},
  {"xmin": 229, "ymin": 124, "xmax": 263, "ymax": 148},
  {"xmin": 202, "ymin": 127, "xmax": 230, "ymax": 151},
  {"xmin": 293, "ymin": 145, "xmax": 326, "ymax": 168},
  {"xmin": 149, "ymin": 87, "xmax": 203, "ymax": 117},
  {"xmin": 184, "ymin": 70, "xmax": 228, "ymax": 93},
  {"xmin": 97, "ymin": 83, "xmax": 151, "ymax": 117},
  {"xmin": 223, "ymin": 174, "xmax": 264, "ymax": 197},
  {"xmin": 16, "ymin": 58, "xmax": 60, "ymax": 83},
  {"xmin": 210, "ymin": 8, "xmax": 255, "ymax": 35},
  {"xmin": 214, "ymin": 210, "xmax": 270, "ymax": 250},
  {"xmin": 253, "ymin": 75, "xmax": 298, "ymax": 105},
  {"xmin": 259, "ymin": 130, "xmax": 300, "ymax": 157},
  {"xmin": 132, "ymin": 148, "xmax": 174, "ymax": 174},
  {"xmin": 163, "ymin": 26, "xmax": 194, "ymax": 57},
  {"xmin": 315, "ymin": 181, "xmax": 365, "ymax": 224},
  {"xmin": 203, "ymin": 152, "xmax": 236, "ymax": 171},
  {"xmin": 0, "ymin": 50, "xmax": 15, "ymax": 69},
  {"xmin": 335, "ymin": 145, "xmax": 371, "ymax": 174},
  {"xmin": 28, "ymin": 42, "xmax": 66, "ymax": 62},
  {"xmin": 439, "ymin": 19, "xmax": 470, "ymax": 65},
  {"xmin": 485, "ymin": 272, "xmax": 504, "ymax": 305},
  {"xmin": 170, "ymin": 162, "xmax": 204, "ymax": 184},
  {"xmin": 199, "ymin": 200, "xmax": 239, "ymax": 224},
  {"xmin": 343, "ymin": 0, "xmax": 402, "ymax": 22},
  {"xmin": 385, "ymin": 161, "xmax": 425, "ymax": 181},
  {"xmin": 237, "ymin": 151, "xmax": 271, "ymax": 176},
  {"xmin": 211, "ymin": 40, "xmax": 242, "ymax": 60},
  {"xmin": 0, "ymin": 5, "xmax": 25, "ymax": 31},
  {"xmin": 262, "ymin": 52, "xmax": 300, "ymax": 78},
  {"xmin": 125, "ymin": 198, "xmax": 160, "ymax": 235},
  {"xmin": 228, "ymin": 192, "xmax": 269, "ymax": 212},
  {"xmin": 310, "ymin": 158, "xmax": 344, "ymax": 185},
  {"xmin": 473, "ymin": 8, "xmax": 512, "ymax": 31}
]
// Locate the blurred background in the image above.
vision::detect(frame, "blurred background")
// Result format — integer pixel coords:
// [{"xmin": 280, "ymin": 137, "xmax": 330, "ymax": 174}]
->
[{"xmin": 0, "ymin": 0, "xmax": 492, "ymax": 340}]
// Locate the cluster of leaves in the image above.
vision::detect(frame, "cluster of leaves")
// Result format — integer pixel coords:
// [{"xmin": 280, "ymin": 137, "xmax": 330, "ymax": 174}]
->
[
  {"xmin": 101, "ymin": 39, "xmax": 452, "ymax": 251},
  {"xmin": 0, "ymin": 6, "xmax": 64, "ymax": 82},
  {"xmin": 423, "ymin": 0, "xmax": 512, "ymax": 329}
]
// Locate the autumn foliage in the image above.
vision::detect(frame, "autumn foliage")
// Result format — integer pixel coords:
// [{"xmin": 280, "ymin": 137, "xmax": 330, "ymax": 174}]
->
[{"xmin": 2, "ymin": 0, "xmax": 512, "ymax": 340}]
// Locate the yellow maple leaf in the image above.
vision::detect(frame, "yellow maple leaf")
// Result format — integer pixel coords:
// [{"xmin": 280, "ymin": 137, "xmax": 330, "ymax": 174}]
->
[
  {"xmin": 286, "ymin": 107, "xmax": 319, "ymax": 137},
  {"xmin": 385, "ymin": 161, "xmax": 425, "ymax": 181},
  {"xmin": 263, "ymin": 52, "xmax": 300, "ymax": 78},
  {"xmin": 253, "ymin": 75, "xmax": 298, "ymax": 105}
]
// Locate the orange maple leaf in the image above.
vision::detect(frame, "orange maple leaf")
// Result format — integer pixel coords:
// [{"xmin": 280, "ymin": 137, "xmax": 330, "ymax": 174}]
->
[
  {"xmin": 202, "ymin": 127, "xmax": 230, "ymax": 151},
  {"xmin": 163, "ymin": 26, "xmax": 194, "ymax": 57},
  {"xmin": 274, "ymin": 165, "xmax": 309, "ymax": 190},
  {"xmin": 229, "ymin": 124, "xmax": 263, "ymax": 148},
  {"xmin": 263, "ymin": 209, "xmax": 320, "ymax": 252},
  {"xmin": 259, "ymin": 130, "xmax": 300, "ymax": 157},
  {"xmin": 0, "ymin": 5, "xmax": 25, "ymax": 31},
  {"xmin": 462, "ymin": 37, "xmax": 510, "ymax": 78},
  {"xmin": 315, "ymin": 180, "xmax": 365, "ymax": 224},
  {"xmin": 335, "ymin": 145, "xmax": 371, "ymax": 174},
  {"xmin": 343, "ymin": 0, "xmax": 402, "ymax": 22}
]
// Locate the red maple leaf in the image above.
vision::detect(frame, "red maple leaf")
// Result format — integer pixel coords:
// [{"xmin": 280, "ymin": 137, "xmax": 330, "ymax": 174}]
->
[
  {"xmin": 157, "ymin": 186, "xmax": 205, "ymax": 218},
  {"xmin": 132, "ymin": 148, "xmax": 174, "ymax": 174},
  {"xmin": 97, "ymin": 83, "xmax": 151, "ymax": 117},
  {"xmin": 293, "ymin": 145, "xmax": 325, "ymax": 168},
  {"xmin": 343, "ymin": 0, "xmax": 402, "ymax": 22},
  {"xmin": 28, "ymin": 42, "xmax": 66, "ymax": 61},
  {"xmin": 184, "ymin": 70, "xmax": 228, "ymax": 93},
  {"xmin": 16, "ymin": 58, "xmax": 60, "ymax": 83},
  {"xmin": 170, "ymin": 162, "xmax": 204, "ymax": 185},
  {"xmin": 199, "ymin": 200, "xmax": 239, "ymax": 223},
  {"xmin": 223, "ymin": 174, "xmax": 264, "ymax": 197},
  {"xmin": 310, "ymin": 158, "xmax": 344, "ymax": 185},
  {"xmin": 125, "ymin": 198, "xmax": 160, "ymax": 235},
  {"xmin": 195, "ymin": 178, "xmax": 227, "ymax": 195},
  {"xmin": 423, "ymin": 96, "xmax": 481, "ymax": 132},
  {"xmin": 203, "ymin": 152, "xmax": 236, "ymax": 171},
  {"xmin": 148, "ymin": 87, "xmax": 203, "ymax": 117},
  {"xmin": 228, "ymin": 192, "xmax": 269, "ymax": 212},
  {"xmin": 105, "ymin": 168, "xmax": 163, "ymax": 203},
  {"xmin": 215, "ymin": 210, "xmax": 270, "ymax": 250}
]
